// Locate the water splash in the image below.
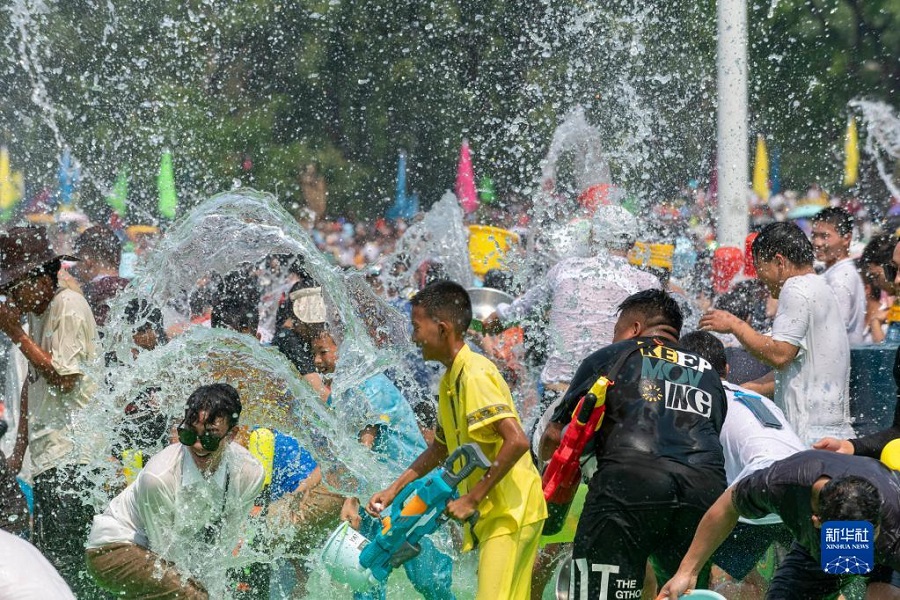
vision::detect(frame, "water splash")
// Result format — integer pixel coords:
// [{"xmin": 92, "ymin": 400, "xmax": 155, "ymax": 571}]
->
[
  {"xmin": 381, "ymin": 191, "xmax": 474, "ymax": 296},
  {"xmin": 68, "ymin": 189, "xmax": 458, "ymax": 596},
  {"xmin": 851, "ymin": 100, "xmax": 900, "ymax": 200}
]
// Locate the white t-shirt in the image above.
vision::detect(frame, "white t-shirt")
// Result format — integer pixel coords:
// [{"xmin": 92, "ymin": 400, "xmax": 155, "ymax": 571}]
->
[
  {"xmin": 497, "ymin": 253, "xmax": 660, "ymax": 385},
  {"xmin": 87, "ymin": 442, "xmax": 264, "ymax": 577},
  {"xmin": 0, "ymin": 529, "xmax": 75, "ymax": 599},
  {"xmin": 771, "ymin": 274, "xmax": 855, "ymax": 445},
  {"xmin": 721, "ymin": 381, "xmax": 806, "ymax": 485},
  {"xmin": 27, "ymin": 287, "xmax": 98, "ymax": 476},
  {"xmin": 822, "ymin": 257, "xmax": 866, "ymax": 345}
]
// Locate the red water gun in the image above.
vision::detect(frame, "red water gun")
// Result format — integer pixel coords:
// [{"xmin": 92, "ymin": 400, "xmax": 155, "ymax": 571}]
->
[{"xmin": 541, "ymin": 376, "xmax": 612, "ymax": 535}]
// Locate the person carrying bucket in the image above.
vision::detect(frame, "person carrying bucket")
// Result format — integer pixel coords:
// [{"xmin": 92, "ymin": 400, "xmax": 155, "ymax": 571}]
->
[
  {"xmin": 312, "ymin": 327, "xmax": 456, "ymax": 600},
  {"xmin": 367, "ymin": 281, "xmax": 547, "ymax": 600}
]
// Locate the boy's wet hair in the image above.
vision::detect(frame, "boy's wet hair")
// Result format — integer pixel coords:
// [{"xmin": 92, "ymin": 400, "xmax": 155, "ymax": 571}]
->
[
  {"xmin": 34, "ymin": 258, "xmax": 61, "ymax": 288},
  {"xmin": 185, "ymin": 383, "xmax": 242, "ymax": 429},
  {"xmin": 411, "ymin": 280, "xmax": 472, "ymax": 336},
  {"xmin": 617, "ymin": 288, "xmax": 683, "ymax": 336},
  {"xmin": 75, "ymin": 225, "xmax": 122, "ymax": 267},
  {"xmin": 125, "ymin": 298, "xmax": 168, "ymax": 343},
  {"xmin": 212, "ymin": 266, "xmax": 261, "ymax": 333},
  {"xmin": 751, "ymin": 222, "xmax": 814, "ymax": 266},
  {"xmin": 861, "ymin": 232, "xmax": 896, "ymax": 267},
  {"xmin": 678, "ymin": 331, "xmax": 727, "ymax": 378},
  {"xmin": 811, "ymin": 206, "xmax": 854, "ymax": 237},
  {"xmin": 818, "ymin": 475, "xmax": 882, "ymax": 526}
]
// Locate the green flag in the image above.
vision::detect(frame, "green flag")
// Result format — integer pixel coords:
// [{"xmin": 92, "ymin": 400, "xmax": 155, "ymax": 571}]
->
[
  {"xmin": 158, "ymin": 151, "xmax": 177, "ymax": 219},
  {"xmin": 107, "ymin": 167, "xmax": 128, "ymax": 216},
  {"xmin": 477, "ymin": 176, "xmax": 496, "ymax": 205}
]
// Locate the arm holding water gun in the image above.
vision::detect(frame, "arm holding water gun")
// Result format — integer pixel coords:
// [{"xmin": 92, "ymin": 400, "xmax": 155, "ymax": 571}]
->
[
  {"xmin": 367, "ymin": 282, "xmax": 547, "ymax": 599},
  {"xmin": 365, "ymin": 418, "xmax": 530, "ymax": 522},
  {"xmin": 365, "ymin": 438, "xmax": 448, "ymax": 518}
]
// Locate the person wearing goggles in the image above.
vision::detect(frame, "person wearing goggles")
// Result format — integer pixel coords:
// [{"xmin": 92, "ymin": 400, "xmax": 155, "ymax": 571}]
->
[{"xmin": 85, "ymin": 384, "xmax": 264, "ymax": 599}]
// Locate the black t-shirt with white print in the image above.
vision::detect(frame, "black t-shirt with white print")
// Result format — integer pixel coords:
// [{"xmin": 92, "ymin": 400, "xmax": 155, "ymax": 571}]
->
[{"xmin": 551, "ymin": 337, "xmax": 727, "ymax": 506}]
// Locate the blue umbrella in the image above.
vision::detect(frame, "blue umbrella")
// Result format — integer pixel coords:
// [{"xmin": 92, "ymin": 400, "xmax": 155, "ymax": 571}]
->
[{"xmin": 57, "ymin": 147, "xmax": 79, "ymax": 208}]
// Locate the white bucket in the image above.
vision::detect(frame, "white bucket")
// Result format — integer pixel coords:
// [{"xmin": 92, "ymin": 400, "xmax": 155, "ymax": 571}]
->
[{"xmin": 320, "ymin": 521, "xmax": 378, "ymax": 591}]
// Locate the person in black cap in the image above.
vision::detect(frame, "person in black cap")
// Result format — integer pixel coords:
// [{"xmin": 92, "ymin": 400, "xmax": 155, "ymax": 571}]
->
[{"xmin": 0, "ymin": 225, "xmax": 100, "ymax": 594}]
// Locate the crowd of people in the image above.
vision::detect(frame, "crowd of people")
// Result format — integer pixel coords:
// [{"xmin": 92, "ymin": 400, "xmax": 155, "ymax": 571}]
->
[{"xmin": 0, "ymin": 185, "xmax": 899, "ymax": 600}]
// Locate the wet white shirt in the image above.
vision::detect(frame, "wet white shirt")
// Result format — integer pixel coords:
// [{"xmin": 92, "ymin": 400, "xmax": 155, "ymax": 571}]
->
[
  {"xmin": 497, "ymin": 253, "xmax": 660, "ymax": 385},
  {"xmin": 721, "ymin": 381, "xmax": 806, "ymax": 485},
  {"xmin": 0, "ymin": 528, "xmax": 75, "ymax": 599},
  {"xmin": 27, "ymin": 287, "xmax": 98, "ymax": 476},
  {"xmin": 771, "ymin": 274, "xmax": 855, "ymax": 445},
  {"xmin": 86, "ymin": 442, "xmax": 264, "ymax": 572},
  {"xmin": 822, "ymin": 257, "xmax": 866, "ymax": 345}
]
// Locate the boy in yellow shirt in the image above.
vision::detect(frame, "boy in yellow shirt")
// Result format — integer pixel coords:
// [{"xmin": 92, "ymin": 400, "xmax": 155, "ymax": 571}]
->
[{"xmin": 367, "ymin": 280, "xmax": 546, "ymax": 600}]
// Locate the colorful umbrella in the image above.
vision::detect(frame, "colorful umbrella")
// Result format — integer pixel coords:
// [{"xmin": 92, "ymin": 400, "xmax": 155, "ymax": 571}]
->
[
  {"xmin": 844, "ymin": 117, "xmax": 859, "ymax": 188},
  {"xmin": 455, "ymin": 140, "xmax": 479, "ymax": 214},
  {"xmin": 158, "ymin": 151, "xmax": 177, "ymax": 220},
  {"xmin": 752, "ymin": 134, "xmax": 770, "ymax": 201}
]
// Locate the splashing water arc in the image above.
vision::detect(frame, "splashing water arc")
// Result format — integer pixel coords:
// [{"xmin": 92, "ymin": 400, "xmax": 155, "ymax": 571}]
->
[{"xmin": 70, "ymin": 189, "xmax": 457, "ymax": 594}]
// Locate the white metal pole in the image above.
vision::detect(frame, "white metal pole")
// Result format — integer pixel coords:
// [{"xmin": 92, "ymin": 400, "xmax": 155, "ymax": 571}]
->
[{"xmin": 717, "ymin": 0, "xmax": 749, "ymax": 247}]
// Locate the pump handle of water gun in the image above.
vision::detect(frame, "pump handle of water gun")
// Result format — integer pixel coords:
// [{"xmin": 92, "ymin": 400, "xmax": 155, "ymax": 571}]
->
[
  {"xmin": 440, "ymin": 443, "xmax": 492, "ymax": 489},
  {"xmin": 437, "ymin": 506, "xmax": 481, "ymax": 529},
  {"xmin": 573, "ymin": 393, "xmax": 599, "ymax": 424}
]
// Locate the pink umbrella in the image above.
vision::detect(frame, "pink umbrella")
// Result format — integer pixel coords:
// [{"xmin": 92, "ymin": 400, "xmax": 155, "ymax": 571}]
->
[{"xmin": 455, "ymin": 140, "xmax": 479, "ymax": 214}]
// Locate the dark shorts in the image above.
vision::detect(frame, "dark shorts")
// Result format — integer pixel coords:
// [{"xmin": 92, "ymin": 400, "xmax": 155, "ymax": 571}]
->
[
  {"xmin": 570, "ymin": 464, "xmax": 714, "ymax": 598},
  {"xmin": 34, "ymin": 466, "xmax": 106, "ymax": 597},
  {"xmin": 768, "ymin": 542, "xmax": 898, "ymax": 599},
  {"xmin": 711, "ymin": 520, "xmax": 794, "ymax": 580}
]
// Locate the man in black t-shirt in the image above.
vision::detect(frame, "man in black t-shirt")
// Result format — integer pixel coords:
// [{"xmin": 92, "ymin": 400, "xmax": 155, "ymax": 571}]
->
[
  {"xmin": 659, "ymin": 451, "xmax": 900, "ymax": 600},
  {"xmin": 539, "ymin": 289, "xmax": 728, "ymax": 598}
]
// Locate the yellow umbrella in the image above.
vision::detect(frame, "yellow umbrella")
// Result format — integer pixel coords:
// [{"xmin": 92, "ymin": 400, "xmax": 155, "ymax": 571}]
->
[
  {"xmin": 844, "ymin": 117, "xmax": 859, "ymax": 187},
  {"xmin": 0, "ymin": 147, "xmax": 13, "ymax": 211},
  {"xmin": 752, "ymin": 134, "xmax": 770, "ymax": 201}
]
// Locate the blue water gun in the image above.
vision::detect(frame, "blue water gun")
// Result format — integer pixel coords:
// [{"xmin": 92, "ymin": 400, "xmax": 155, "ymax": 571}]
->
[{"xmin": 359, "ymin": 443, "xmax": 491, "ymax": 582}]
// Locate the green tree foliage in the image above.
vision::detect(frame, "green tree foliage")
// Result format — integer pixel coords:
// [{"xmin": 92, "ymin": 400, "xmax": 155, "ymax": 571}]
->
[
  {"xmin": 750, "ymin": 0, "xmax": 899, "ymax": 194},
  {"xmin": 0, "ymin": 0, "xmax": 896, "ymax": 221}
]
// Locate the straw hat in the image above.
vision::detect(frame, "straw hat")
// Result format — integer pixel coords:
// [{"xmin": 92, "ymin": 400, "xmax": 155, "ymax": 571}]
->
[{"xmin": 0, "ymin": 226, "xmax": 77, "ymax": 291}]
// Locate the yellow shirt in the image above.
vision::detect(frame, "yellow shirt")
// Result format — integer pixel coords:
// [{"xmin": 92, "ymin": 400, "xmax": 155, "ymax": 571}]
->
[{"xmin": 437, "ymin": 344, "xmax": 546, "ymax": 550}]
